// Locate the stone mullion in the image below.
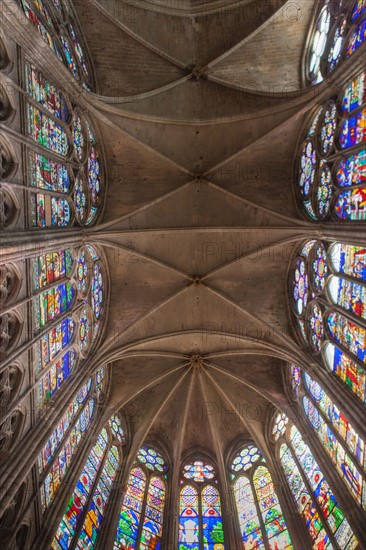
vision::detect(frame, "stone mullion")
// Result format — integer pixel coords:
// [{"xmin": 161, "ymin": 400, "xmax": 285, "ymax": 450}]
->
[
  {"xmin": 307, "ymin": 359, "xmax": 366, "ymax": 444},
  {"xmin": 266, "ymin": 448, "xmax": 313, "ymax": 550},
  {"xmin": 0, "ymin": 363, "xmax": 93, "ymax": 518},
  {"xmin": 226, "ymin": 475, "xmax": 245, "ymax": 550},
  {"xmin": 293, "ymin": 409, "xmax": 366, "ymax": 547}
]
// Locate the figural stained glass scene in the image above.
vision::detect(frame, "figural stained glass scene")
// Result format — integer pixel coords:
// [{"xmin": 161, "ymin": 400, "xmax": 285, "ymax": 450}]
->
[{"xmin": 0, "ymin": 0, "xmax": 365, "ymax": 549}]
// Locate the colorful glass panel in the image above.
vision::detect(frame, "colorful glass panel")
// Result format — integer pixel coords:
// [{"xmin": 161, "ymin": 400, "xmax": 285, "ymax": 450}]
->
[
  {"xmin": 31, "ymin": 193, "xmax": 72, "ymax": 228},
  {"xmin": 341, "ymin": 73, "xmax": 366, "ymax": 115},
  {"xmin": 290, "ymin": 365, "xmax": 301, "ymax": 398},
  {"xmin": 25, "ymin": 62, "xmax": 68, "ymax": 121},
  {"xmin": 272, "ymin": 413, "xmax": 288, "ymax": 442},
  {"xmin": 315, "ymin": 162, "xmax": 333, "ymax": 218},
  {"xmin": 88, "ymin": 146, "xmax": 102, "ymax": 207},
  {"xmin": 37, "ymin": 349, "xmax": 77, "ymax": 408},
  {"xmin": 179, "ymin": 485, "xmax": 200, "ymax": 550},
  {"xmin": 293, "ymin": 258, "xmax": 308, "ymax": 316},
  {"xmin": 334, "ymin": 187, "xmax": 366, "ymax": 220},
  {"xmin": 33, "ymin": 317, "xmax": 74, "ymax": 378},
  {"xmin": 33, "ymin": 281, "xmax": 75, "ymax": 329},
  {"xmin": 310, "ymin": 242, "xmax": 327, "ymax": 294},
  {"xmin": 352, "ymin": 0, "xmax": 366, "ymax": 21},
  {"xmin": 328, "ymin": 275, "xmax": 366, "ymax": 320},
  {"xmin": 18, "ymin": 0, "xmax": 61, "ymax": 59},
  {"xmin": 329, "ymin": 243, "xmax": 366, "ymax": 280},
  {"xmin": 68, "ymin": 23, "xmax": 89, "ymax": 78},
  {"xmin": 308, "ymin": 4, "xmax": 331, "ymax": 84},
  {"xmin": 234, "ymin": 476, "xmax": 264, "ymax": 549},
  {"xmin": 51, "ymin": 429, "xmax": 108, "ymax": 549},
  {"xmin": 27, "ymin": 103, "xmax": 68, "ymax": 156},
  {"xmin": 114, "ymin": 467, "xmax": 146, "ymax": 549},
  {"xmin": 183, "ymin": 461, "xmax": 215, "ymax": 483},
  {"xmin": 346, "ymin": 18, "xmax": 366, "ymax": 57},
  {"xmin": 79, "ymin": 307, "xmax": 92, "ymax": 356},
  {"xmin": 319, "ymin": 103, "xmax": 337, "ymax": 156},
  {"xmin": 60, "ymin": 33, "xmax": 78, "ymax": 77},
  {"xmin": 77, "ymin": 446, "xmax": 119, "ymax": 549},
  {"xmin": 109, "ymin": 416, "xmax": 125, "ymax": 443},
  {"xmin": 339, "ymin": 108, "xmax": 366, "ymax": 149},
  {"xmin": 326, "ymin": 311, "xmax": 366, "ymax": 363},
  {"xmin": 279, "ymin": 444, "xmax": 328, "ymax": 547},
  {"xmin": 230, "ymin": 446, "xmax": 262, "ymax": 473},
  {"xmin": 201, "ymin": 485, "xmax": 225, "ymax": 549},
  {"xmin": 328, "ymin": 18, "xmax": 347, "ymax": 72},
  {"xmin": 77, "ymin": 248, "xmax": 89, "ymax": 297},
  {"xmin": 28, "ymin": 150, "xmax": 71, "ymax": 193},
  {"xmin": 253, "ymin": 466, "xmax": 293, "ymax": 549},
  {"xmin": 74, "ymin": 174, "xmax": 89, "ymax": 225},
  {"xmin": 140, "ymin": 476, "xmax": 166, "ymax": 549},
  {"xmin": 289, "ymin": 425, "xmax": 358, "ymax": 549},
  {"xmin": 336, "ymin": 150, "xmax": 366, "ymax": 187},
  {"xmin": 308, "ymin": 302, "xmax": 324, "ymax": 353},
  {"xmin": 137, "ymin": 446, "xmax": 167, "ymax": 473},
  {"xmin": 91, "ymin": 263, "xmax": 103, "ymax": 320},
  {"xmin": 73, "ymin": 114, "xmax": 86, "ymax": 161},
  {"xmin": 40, "ymin": 390, "xmax": 95, "ymax": 511},
  {"xmin": 324, "ymin": 343, "xmax": 366, "ymax": 404},
  {"xmin": 298, "ymin": 140, "xmax": 316, "ymax": 197},
  {"xmin": 33, "ymin": 249, "xmax": 73, "ymax": 291},
  {"xmin": 95, "ymin": 367, "xmax": 105, "ymax": 400}
]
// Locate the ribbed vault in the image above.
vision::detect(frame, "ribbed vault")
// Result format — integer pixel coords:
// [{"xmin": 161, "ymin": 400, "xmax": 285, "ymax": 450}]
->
[{"xmin": 66, "ymin": 0, "xmax": 365, "ymax": 518}]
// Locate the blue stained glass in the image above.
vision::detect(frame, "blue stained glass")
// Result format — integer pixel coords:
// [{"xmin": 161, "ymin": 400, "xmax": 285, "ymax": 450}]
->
[
  {"xmin": 352, "ymin": 0, "xmax": 366, "ymax": 21},
  {"xmin": 339, "ymin": 108, "xmax": 366, "ymax": 149},
  {"xmin": 27, "ymin": 103, "xmax": 68, "ymax": 156},
  {"xmin": 346, "ymin": 18, "xmax": 366, "ymax": 56},
  {"xmin": 336, "ymin": 150, "xmax": 366, "ymax": 187},
  {"xmin": 334, "ymin": 187, "xmax": 366, "ymax": 220}
]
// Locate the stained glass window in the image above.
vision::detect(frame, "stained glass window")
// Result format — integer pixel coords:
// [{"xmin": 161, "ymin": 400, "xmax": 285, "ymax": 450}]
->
[
  {"xmin": 290, "ymin": 239, "xmax": 366, "ymax": 405},
  {"xmin": 290, "ymin": 367, "xmax": 366, "ymax": 509},
  {"xmin": 275, "ymin": 413, "xmax": 359, "ymax": 549},
  {"xmin": 297, "ymin": 73, "xmax": 366, "ymax": 220},
  {"xmin": 23, "ymin": 64, "xmax": 104, "ymax": 228},
  {"xmin": 52, "ymin": 414, "xmax": 123, "ymax": 550},
  {"xmin": 231, "ymin": 444, "xmax": 293, "ymax": 549},
  {"xmin": 114, "ymin": 446, "xmax": 167, "ymax": 549},
  {"xmin": 178, "ymin": 458, "xmax": 225, "ymax": 550},
  {"xmin": 306, "ymin": 1, "xmax": 366, "ymax": 85},
  {"xmin": 17, "ymin": 0, "xmax": 93, "ymax": 88},
  {"xmin": 31, "ymin": 245, "xmax": 105, "ymax": 411}
]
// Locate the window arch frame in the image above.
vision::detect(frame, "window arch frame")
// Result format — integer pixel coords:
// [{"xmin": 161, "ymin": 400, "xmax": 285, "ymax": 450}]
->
[
  {"xmin": 295, "ymin": 70, "xmax": 366, "ymax": 222},
  {"xmin": 228, "ymin": 441, "xmax": 294, "ymax": 550},
  {"xmin": 178, "ymin": 453, "xmax": 226, "ymax": 550},
  {"xmin": 114, "ymin": 443, "xmax": 169, "ymax": 550},
  {"xmin": 19, "ymin": 57, "xmax": 105, "ymax": 229}
]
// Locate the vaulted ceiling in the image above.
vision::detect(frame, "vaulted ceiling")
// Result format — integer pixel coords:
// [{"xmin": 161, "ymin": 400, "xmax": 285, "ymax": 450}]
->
[{"xmin": 67, "ymin": 0, "xmax": 358, "ymax": 464}]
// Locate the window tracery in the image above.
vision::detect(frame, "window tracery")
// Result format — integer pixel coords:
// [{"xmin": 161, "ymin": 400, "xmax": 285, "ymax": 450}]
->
[
  {"xmin": 31, "ymin": 244, "xmax": 105, "ymax": 410},
  {"xmin": 289, "ymin": 365, "xmax": 366, "ymax": 510},
  {"xmin": 290, "ymin": 239, "xmax": 366, "ymax": 405},
  {"xmin": 230, "ymin": 444, "xmax": 293, "ymax": 550},
  {"xmin": 16, "ymin": 0, "xmax": 93, "ymax": 89},
  {"xmin": 306, "ymin": 0, "xmax": 366, "ymax": 85},
  {"xmin": 297, "ymin": 71, "xmax": 366, "ymax": 221},
  {"xmin": 273, "ymin": 412, "xmax": 359, "ymax": 549},
  {"xmin": 178, "ymin": 457, "xmax": 225, "ymax": 550},
  {"xmin": 22, "ymin": 62, "xmax": 104, "ymax": 228},
  {"xmin": 0, "ymin": 264, "xmax": 21, "ymax": 307},
  {"xmin": 114, "ymin": 444, "xmax": 167, "ymax": 549},
  {"xmin": 51, "ymin": 414, "xmax": 124, "ymax": 549},
  {"xmin": 38, "ymin": 367, "xmax": 105, "ymax": 512}
]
